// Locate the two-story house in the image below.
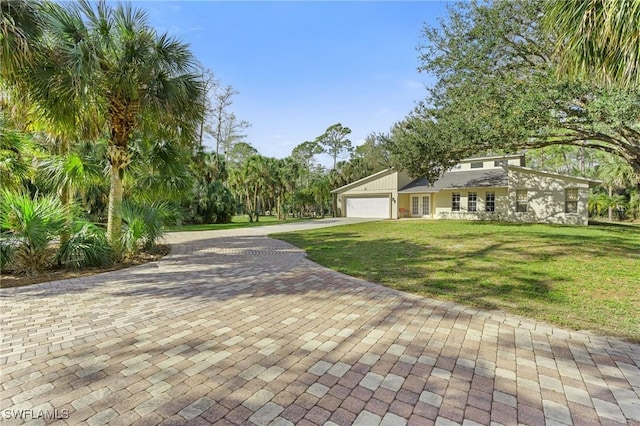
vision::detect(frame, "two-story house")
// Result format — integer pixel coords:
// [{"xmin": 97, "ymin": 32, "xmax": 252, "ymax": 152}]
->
[{"xmin": 332, "ymin": 154, "xmax": 601, "ymax": 225}]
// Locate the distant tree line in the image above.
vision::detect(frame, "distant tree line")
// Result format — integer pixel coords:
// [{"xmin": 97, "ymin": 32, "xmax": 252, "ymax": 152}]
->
[{"xmin": 3, "ymin": 0, "xmax": 637, "ymax": 274}]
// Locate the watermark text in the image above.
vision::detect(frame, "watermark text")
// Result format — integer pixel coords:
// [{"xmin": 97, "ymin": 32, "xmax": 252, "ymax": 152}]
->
[{"xmin": 2, "ymin": 409, "xmax": 70, "ymax": 420}]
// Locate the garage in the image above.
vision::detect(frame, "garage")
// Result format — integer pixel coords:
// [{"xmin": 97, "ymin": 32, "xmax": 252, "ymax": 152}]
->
[{"xmin": 346, "ymin": 196, "xmax": 390, "ymax": 218}]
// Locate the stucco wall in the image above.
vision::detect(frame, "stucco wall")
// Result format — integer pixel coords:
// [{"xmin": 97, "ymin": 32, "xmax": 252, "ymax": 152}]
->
[
  {"xmin": 505, "ymin": 169, "xmax": 590, "ymax": 225},
  {"xmin": 433, "ymin": 188, "xmax": 509, "ymax": 220}
]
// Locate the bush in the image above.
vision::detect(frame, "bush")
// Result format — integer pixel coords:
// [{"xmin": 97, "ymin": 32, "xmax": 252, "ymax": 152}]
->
[
  {"xmin": 0, "ymin": 234, "xmax": 16, "ymax": 269},
  {"xmin": 120, "ymin": 200, "xmax": 174, "ymax": 255},
  {"xmin": 190, "ymin": 181, "xmax": 234, "ymax": 224},
  {"xmin": 56, "ymin": 222, "xmax": 112, "ymax": 269},
  {"xmin": 0, "ymin": 191, "xmax": 66, "ymax": 272}
]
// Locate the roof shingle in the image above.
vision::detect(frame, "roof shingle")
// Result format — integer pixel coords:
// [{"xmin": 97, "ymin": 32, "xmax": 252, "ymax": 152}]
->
[{"xmin": 398, "ymin": 168, "xmax": 508, "ymax": 193}]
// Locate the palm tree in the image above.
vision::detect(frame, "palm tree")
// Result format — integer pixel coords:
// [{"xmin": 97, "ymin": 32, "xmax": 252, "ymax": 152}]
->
[
  {"xmin": 310, "ymin": 176, "xmax": 331, "ymax": 218},
  {"xmin": 544, "ymin": 0, "xmax": 640, "ymax": 88},
  {"xmin": 126, "ymin": 136, "xmax": 194, "ymax": 205},
  {"xmin": 0, "ymin": 118, "xmax": 33, "ymax": 191},
  {"xmin": 33, "ymin": 1, "xmax": 204, "ymax": 245},
  {"xmin": 0, "ymin": 191, "xmax": 67, "ymax": 272},
  {"xmin": 0, "ymin": 0, "xmax": 43, "ymax": 80},
  {"xmin": 597, "ymin": 155, "xmax": 638, "ymax": 220}
]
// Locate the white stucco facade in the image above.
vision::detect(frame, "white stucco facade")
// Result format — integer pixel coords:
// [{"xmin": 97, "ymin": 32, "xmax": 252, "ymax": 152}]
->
[{"xmin": 503, "ymin": 167, "xmax": 592, "ymax": 225}]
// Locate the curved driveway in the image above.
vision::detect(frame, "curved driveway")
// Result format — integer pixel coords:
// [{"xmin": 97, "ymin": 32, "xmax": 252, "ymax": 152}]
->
[{"xmin": 1, "ymin": 218, "xmax": 639, "ymax": 425}]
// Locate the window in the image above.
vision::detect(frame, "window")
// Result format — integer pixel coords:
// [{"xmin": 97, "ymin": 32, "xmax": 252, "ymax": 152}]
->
[
  {"xmin": 494, "ymin": 160, "xmax": 507, "ymax": 167},
  {"xmin": 422, "ymin": 196, "xmax": 430, "ymax": 215},
  {"xmin": 411, "ymin": 196, "xmax": 419, "ymax": 216},
  {"xmin": 485, "ymin": 192, "xmax": 495, "ymax": 212},
  {"xmin": 470, "ymin": 162, "xmax": 483, "ymax": 169},
  {"xmin": 516, "ymin": 190, "xmax": 528, "ymax": 212},
  {"xmin": 565, "ymin": 188, "xmax": 579, "ymax": 213},
  {"xmin": 452, "ymin": 192, "xmax": 461, "ymax": 212},
  {"xmin": 468, "ymin": 192, "xmax": 477, "ymax": 212}
]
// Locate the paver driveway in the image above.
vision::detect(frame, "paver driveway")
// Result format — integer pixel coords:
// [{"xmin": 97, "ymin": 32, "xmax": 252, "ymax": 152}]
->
[{"xmin": 1, "ymin": 218, "xmax": 639, "ymax": 425}]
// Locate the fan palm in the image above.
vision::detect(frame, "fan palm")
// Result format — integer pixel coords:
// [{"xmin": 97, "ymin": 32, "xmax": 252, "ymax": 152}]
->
[
  {"xmin": 126, "ymin": 136, "xmax": 193, "ymax": 205},
  {"xmin": 119, "ymin": 200, "xmax": 175, "ymax": 255},
  {"xmin": 0, "ymin": 0, "xmax": 43, "ymax": 80},
  {"xmin": 597, "ymin": 155, "xmax": 638, "ymax": 220},
  {"xmin": 30, "ymin": 0, "xmax": 205, "ymax": 246},
  {"xmin": 0, "ymin": 191, "xmax": 67, "ymax": 272},
  {"xmin": 544, "ymin": 0, "xmax": 640, "ymax": 88},
  {"xmin": 0, "ymin": 119, "xmax": 34, "ymax": 191}
]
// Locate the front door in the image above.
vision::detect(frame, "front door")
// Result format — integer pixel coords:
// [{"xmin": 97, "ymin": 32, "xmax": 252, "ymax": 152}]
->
[
  {"xmin": 411, "ymin": 196, "xmax": 419, "ymax": 216},
  {"xmin": 422, "ymin": 195, "xmax": 430, "ymax": 217}
]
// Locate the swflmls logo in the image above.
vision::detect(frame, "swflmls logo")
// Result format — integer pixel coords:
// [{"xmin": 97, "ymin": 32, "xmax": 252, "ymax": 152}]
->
[{"xmin": 2, "ymin": 409, "xmax": 70, "ymax": 419}]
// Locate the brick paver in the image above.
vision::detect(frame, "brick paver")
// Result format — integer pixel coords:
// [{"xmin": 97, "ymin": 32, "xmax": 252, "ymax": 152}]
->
[{"xmin": 1, "ymin": 218, "xmax": 639, "ymax": 425}]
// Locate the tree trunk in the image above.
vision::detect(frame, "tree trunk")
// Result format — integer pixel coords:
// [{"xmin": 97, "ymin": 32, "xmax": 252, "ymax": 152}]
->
[
  {"xmin": 107, "ymin": 165, "xmax": 124, "ymax": 249},
  {"xmin": 254, "ymin": 195, "xmax": 260, "ymax": 222},
  {"xmin": 277, "ymin": 195, "xmax": 282, "ymax": 220},
  {"xmin": 245, "ymin": 192, "xmax": 254, "ymax": 222},
  {"xmin": 60, "ymin": 180, "xmax": 71, "ymax": 245},
  {"xmin": 59, "ymin": 138, "xmax": 71, "ymax": 245},
  {"xmin": 608, "ymin": 185, "xmax": 613, "ymax": 221},
  {"xmin": 331, "ymin": 193, "xmax": 338, "ymax": 217}
]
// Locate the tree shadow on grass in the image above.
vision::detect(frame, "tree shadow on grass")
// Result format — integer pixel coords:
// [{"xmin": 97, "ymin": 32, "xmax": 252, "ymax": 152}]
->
[
  {"xmin": 273, "ymin": 223, "xmax": 639, "ymax": 340},
  {"xmin": 2, "ymin": 228, "xmax": 639, "ymax": 425}
]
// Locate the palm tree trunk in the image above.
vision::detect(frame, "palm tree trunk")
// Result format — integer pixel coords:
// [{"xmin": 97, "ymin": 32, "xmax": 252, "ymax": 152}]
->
[
  {"xmin": 608, "ymin": 186, "xmax": 613, "ymax": 221},
  {"xmin": 277, "ymin": 195, "xmax": 282, "ymax": 220},
  {"xmin": 331, "ymin": 193, "xmax": 338, "ymax": 217},
  {"xmin": 107, "ymin": 166, "xmax": 124, "ymax": 248},
  {"xmin": 59, "ymin": 137, "xmax": 72, "ymax": 245},
  {"xmin": 60, "ymin": 181, "xmax": 71, "ymax": 245},
  {"xmin": 255, "ymin": 194, "xmax": 260, "ymax": 222}
]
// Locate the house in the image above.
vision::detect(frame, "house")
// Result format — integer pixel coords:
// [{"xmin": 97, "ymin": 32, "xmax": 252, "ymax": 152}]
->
[{"xmin": 332, "ymin": 154, "xmax": 601, "ymax": 225}]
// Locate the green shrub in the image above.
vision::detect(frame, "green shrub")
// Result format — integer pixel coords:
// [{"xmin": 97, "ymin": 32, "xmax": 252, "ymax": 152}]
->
[
  {"xmin": 0, "ymin": 234, "xmax": 15, "ymax": 269},
  {"xmin": 0, "ymin": 191, "xmax": 66, "ymax": 272},
  {"xmin": 120, "ymin": 200, "xmax": 173, "ymax": 255},
  {"xmin": 190, "ymin": 181, "xmax": 235, "ymax": 224},
  {"xmin": 56, "ymin": 222, "xmax": 112, "ymax": 269}
]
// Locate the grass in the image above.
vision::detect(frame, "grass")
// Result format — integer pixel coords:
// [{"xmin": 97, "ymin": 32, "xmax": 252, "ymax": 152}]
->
[
  {"xmin": 167, "ymin": 215, "xmax": 309, "ymax": 232},
  {"xmin": 273, "ymin": 220, "xmax": 640, "ymax": 342}
]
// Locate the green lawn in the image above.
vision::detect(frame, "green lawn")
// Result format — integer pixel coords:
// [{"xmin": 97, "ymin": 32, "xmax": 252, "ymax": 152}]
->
[
  {"xmin": 167, "ymin": 215, "xmax": 309, "ymax": 232},
  {"xmin": 273, "ymin": 220, "xmax": 640, "ymax": 342}
]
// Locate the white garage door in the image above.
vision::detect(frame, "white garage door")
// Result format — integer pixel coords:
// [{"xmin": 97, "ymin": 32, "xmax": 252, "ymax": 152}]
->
[{"xmin": 346, "ymin": 197, "xmax": 390, "ymax": 218}]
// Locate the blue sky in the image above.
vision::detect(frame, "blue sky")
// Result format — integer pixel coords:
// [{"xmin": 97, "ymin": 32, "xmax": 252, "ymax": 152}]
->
[{"xmin": 134, "ymin": 1, "xmax": 450, "ymax": 166}]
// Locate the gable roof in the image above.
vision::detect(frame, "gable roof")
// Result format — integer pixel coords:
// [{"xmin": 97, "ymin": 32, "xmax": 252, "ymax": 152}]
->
[
  {"xmin": 331, "ymin": 168, "xmax": 396, "ymax": 194},
  {"xmin": 506, "ymin": 165, "xmax": 602, "ymax": 187},
  {"xmin": 399, "ymin": 168, "xmax": 508, "ymax": 193}
]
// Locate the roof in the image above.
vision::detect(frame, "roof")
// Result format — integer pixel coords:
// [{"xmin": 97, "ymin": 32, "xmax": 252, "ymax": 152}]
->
[
  {"xmin": 506, "ymin": 165, "xmax": 602, "ymax": 187},
  {"xmin": 331, "ymin": 168, "xmax": 396, "ymax": 194},
  {"xmin": 399, "ymin": 168, "xmax": 508, "ymax": 193}
]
